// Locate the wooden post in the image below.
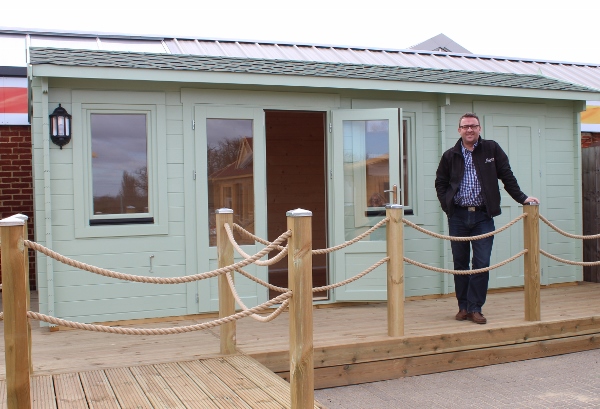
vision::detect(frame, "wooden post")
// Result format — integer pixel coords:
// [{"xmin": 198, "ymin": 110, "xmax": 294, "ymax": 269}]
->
[
  {"xmin": 15, "ymin": 215, "xmax": 33, "ymax": 374},
  {"xmin": 287, "ymin": 208, "xmax": 314, "ymax": 409},
  {"xmin": 1, "ymin": 215, "xmax": 32, "ymax": 409},
  {"xmin": 386, "ymin": 205, "xmax": 404, "ymax": 337},
  {"xmin": 523, "ymin": 204, "xmax": 541, "ymax": 321},
  {"xmin": 216, "ymin": 208, "xmax": 236, "ymax": 355}
]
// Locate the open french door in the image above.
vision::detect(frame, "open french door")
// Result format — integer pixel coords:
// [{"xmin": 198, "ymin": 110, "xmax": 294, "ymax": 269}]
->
[{"xmin": 330, "ymin": 108, "xmax": 402, "ymax": 301}]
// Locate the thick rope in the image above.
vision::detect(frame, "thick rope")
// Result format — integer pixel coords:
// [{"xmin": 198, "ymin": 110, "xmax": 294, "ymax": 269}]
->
[
  {"xmin": 540, "ymin": 249, "xmax": 600, "ymax": 266},
  {"xmin": 23, "ymin": 292, "xmax": 292, "ymax": 335},
  {"xmin": 225, "ymin": 223, "xmax": 288, "ymax": 266},
  {"xmin": 312, "ymin": 257, "xmax": 389, "ymax": 292},
  {"xmin": 540, "ymin": 214, "xmax": 600, "ymax": 240},
  {"xmin": 235, "ymin": 268, "xmax": 289, "ymax": 293},
  {"xmin": 402, "ymin": 213, "xmax": 526, "ymax": 242},
  {"xmin": 24, "ymin": 231, "xmax": 291, "ymax": 284},
  {"xmin": 312, "ymin": 217, "xmax": 390, "ymax": 255},
  {"xmin": 404, "ymin": 249, "xmax": 528, "ymax": 275},
  {"xmin": 232, "ymin": 224, "xmax": 286, "ymax": 251},
  {"xmin": 225, "ymin": 272, "xmax": 291, "ymax": 322}
]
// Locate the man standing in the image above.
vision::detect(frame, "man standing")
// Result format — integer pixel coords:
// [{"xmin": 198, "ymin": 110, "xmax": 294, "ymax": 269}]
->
[{"xmin": 435, "ymin": 112, "xmax": 538, "ymax": 324}]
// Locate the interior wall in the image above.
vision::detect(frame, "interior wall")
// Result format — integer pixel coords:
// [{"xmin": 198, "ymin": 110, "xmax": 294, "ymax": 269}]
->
[{"xmin": 265, "ymin": 110, "xmax": 327, "ymax": 296}]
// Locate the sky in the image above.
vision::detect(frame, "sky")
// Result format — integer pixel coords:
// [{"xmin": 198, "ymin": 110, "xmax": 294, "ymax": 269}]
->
[{"xmin": 2, "ymin": 0, "xmax": 600, "ymax": 65}]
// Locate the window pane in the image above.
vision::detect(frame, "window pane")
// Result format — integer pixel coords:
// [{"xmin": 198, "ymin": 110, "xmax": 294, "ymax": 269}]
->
[
  {"xmin": 207, "ymin": 119, "xmax": 254, "ymax": 246},
  {"xmin": 91, "ymin": 114, "xmax": 148, "ymax": 215},
  {"xmin": 343, "ymin": 119, "xmax": 388, "ymax": 241}
]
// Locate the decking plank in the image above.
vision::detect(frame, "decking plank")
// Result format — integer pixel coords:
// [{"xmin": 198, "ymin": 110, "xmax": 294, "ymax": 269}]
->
[
  {"xmin": 53, "ymin": 373, "xmax": 87, "ymax": 409},
  {"xmin": 129, "ymin": 365, "xmax": 186, "ymax": 408},
  {"xmin": 0, "ymin": 380, "xmax": 5, "ymax": 409},
  {"xmin": 152, "ymin": 362, "xmax": 217, "ymax": 409},
  {"xmin": 224, "ymin": 355, "xmax": 291, "ymax": 408},
  {"xmin": 79, "ymin": 370, "xmax": 120, "ymax": 409},
  {"xmin": 31, "ymin": 375, "xmax": 57, "ymax": 409},
  {"xmin": 103, "ymin": 367, "xmax": 154, "ymax": 409},
  {"xmin": 178, "ymin": 360, "xmax": 252, "ymax": 409},
  {"xmin": 201, "ymin": 357, "xmax": 284, "ymax": 409},
  {"xmin": 225, "ymin": 355, "xmax": 325, "ymax": 409}
]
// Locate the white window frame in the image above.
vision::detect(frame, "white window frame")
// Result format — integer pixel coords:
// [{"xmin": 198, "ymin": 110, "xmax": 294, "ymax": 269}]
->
[{"xmin": 72, "ymin": 91, "xmax": 168, "ymax": 238}]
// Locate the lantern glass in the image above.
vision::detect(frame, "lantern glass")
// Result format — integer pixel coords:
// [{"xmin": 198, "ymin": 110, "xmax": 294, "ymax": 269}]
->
[
  {"xmin": 51, "ymin": 116, "xmax": 58, "ymax": 136},
  {"xmin": 49, "ymin": 104, "xmax": 72, "ymax": 149}
]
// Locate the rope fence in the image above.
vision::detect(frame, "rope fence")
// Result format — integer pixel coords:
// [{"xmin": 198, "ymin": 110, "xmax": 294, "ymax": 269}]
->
[
  {"xmin": 402, "ymin": 213, "xmax": 526, "ymax": 241},
  {"xmin": 18, "ymin": 292, "xmax": 292, "ymax": 335},
  {"xmin": 404, "ymin": 250, "xmax": 528, "ymax": 274},
  {"xmin": 24, "ymin": 230, "xmax": 291, "ymax": 284}
]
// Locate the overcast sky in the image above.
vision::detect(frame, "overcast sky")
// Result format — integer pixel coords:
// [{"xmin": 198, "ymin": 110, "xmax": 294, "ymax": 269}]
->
[{"xmin": 3, "ymin": 0, "xmax": 600, "ymax": 64}]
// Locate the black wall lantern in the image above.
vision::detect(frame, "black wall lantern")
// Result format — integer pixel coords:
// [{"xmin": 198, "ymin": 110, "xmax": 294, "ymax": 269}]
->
[{"xmin": 49, "ymin": 104, "xmax": 72, "ymax": 149}]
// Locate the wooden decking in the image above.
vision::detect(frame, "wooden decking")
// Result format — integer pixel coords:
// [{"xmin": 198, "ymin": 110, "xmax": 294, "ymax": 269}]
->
[
  {"xmin": 0, "ymin": 355, "xmax": 324, "ymax": 408},
  {"xmin": 1, "ymin": 283, "xmax": 600, "ymax": 404}
]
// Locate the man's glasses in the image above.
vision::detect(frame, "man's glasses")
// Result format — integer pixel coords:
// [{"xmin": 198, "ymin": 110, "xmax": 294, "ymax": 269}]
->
[{"xmin": 459, "ymin": 125, "xmax": 480, "ymax": 130}]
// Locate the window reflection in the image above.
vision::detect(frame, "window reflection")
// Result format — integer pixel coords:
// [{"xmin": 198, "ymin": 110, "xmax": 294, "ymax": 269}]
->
[
  {"xmin": 91, "ymin": 114, "xmax": 148, "ymax": 216},
  {"xmin": 207, "ymin": 119, "xmax": 254, "ymax": 246},
  {"xmin": 343, "ymin": 119, "xmax": 389, "ymax": 240}
]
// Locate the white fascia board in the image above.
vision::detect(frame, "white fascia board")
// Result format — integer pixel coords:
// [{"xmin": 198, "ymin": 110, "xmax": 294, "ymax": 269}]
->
[
  {"xmin": 31, "ymin": 64, "xmax": 600, "ymax": 102},
  {"xmin": 0, "ymin": 113, "xmax": 29, "ymax": 125},
  {"xmin": 582, "ymin": 124, "xmax": 600, "ymax": 132}
]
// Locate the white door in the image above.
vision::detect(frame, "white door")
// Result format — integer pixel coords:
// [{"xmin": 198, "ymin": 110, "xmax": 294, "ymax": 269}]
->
[
  {"xmin": 483, "ymin": 115, "xmax": 541, "ymax": 288},
  {"xmin": 330, "ymin": 109, "xmax": 402, "ymax": 301}
]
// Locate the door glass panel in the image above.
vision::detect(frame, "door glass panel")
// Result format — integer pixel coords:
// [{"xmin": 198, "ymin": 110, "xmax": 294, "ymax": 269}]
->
[
  {"xmin": 207, "ymin": 119, "xmax": 254, "ymax": 246},
  {"xmin": 343, "ymin": 119, "xmax": 388, "ymax": 240}
]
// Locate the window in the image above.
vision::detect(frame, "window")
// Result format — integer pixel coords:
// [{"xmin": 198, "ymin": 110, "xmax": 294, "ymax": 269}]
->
[
  {"xmin": 72, "ymin": 91, "xmax": 167, "ymax": 238},
  {"xmin": 206, "ymin": 118, "xmax": 255, "ymax": 246},
  {"xmin": 90, "ymin": 114, "xmax": 150, "ymax": 223}
]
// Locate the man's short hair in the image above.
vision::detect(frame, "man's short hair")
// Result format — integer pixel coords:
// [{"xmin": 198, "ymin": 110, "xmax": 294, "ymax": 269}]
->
[{"xmin": 459, "ymin": 112, "xmax": 480, "ymax": 126}]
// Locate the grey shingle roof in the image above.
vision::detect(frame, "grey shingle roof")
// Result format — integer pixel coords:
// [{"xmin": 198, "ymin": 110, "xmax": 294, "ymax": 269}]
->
[{"xmin": 29, "ymin": 47, "xmax": 598, "ymax": 92}]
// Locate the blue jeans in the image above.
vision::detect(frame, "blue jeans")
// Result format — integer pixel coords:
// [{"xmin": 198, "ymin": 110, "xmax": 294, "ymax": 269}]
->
[{"xmin": 448, "ymin": 207, "xmax": 495, "ymax": 313}]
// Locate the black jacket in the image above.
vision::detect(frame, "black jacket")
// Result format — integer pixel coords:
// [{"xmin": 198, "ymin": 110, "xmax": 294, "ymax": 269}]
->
[{"xmin": 435, "ymin": 137, "xmax": 528, "ymax": 218}]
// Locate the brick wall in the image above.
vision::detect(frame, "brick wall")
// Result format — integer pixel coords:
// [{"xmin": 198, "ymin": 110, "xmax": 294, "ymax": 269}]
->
[
  {"xmin": 582, "ymin": 132, "xmax": 600, "ymax": 148},
  {"xmin": 0, "ymin": 125, "xmax": 35, "ymax": 289}
]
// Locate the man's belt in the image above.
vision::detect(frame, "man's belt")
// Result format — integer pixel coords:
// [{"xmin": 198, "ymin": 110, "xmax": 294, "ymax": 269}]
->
[{"xmin": 458, "ymin": 205, "xmax": 486, "ymax": 212}]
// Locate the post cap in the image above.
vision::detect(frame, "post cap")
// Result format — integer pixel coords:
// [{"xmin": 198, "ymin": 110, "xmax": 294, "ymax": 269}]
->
[
  {"xmin": 0, "ymin": 215, "xmax": 26, "ymax": 226},
  {"xmin": 385, "ymin": 204, "xmax": 403, "ymax": 209},
  {"xmin": 215, "ymin": 208, "xmax": 234, "ymax": 214},
  {"xmin": 286, "ymin": 208, "xmax": 312, "ymax": 217},
  {"xmin": 524, "ymin": 202, "xmax": 540, "ymax": 206}
]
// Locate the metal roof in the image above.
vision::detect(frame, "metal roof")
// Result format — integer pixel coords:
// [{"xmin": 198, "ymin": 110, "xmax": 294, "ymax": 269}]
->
[
  {"xmin": 3, "ymin": 28, "xmax": 600, "ymax": 91},
  {"xmin": 29, "ymin": 47, "xmax": 597, "ymax": 93}
]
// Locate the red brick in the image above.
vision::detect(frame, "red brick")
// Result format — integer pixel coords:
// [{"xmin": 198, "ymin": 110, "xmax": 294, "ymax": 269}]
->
[
  {"xmin": 10, "ymin": 183, "xmax": 30, "ymax": 189},
  {"xmin": 10, "ymin": 159, "xmax": 30, "ymax": 166},
  {"xmin": 13, "ymin": 195, "xmax": 31, "ymax": 201}
]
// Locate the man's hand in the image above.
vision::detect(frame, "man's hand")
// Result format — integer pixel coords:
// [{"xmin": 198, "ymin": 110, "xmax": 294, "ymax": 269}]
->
[{"xmin": 524, "ymin": 197, "xmax": 540, "ymax": 204}]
